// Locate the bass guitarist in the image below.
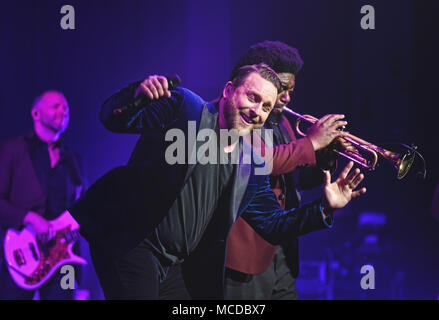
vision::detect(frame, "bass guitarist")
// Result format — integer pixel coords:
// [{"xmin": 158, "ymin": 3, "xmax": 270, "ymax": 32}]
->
[{"xmin": 0, "ymin": 91, "xmax": 87, "ymax": 299}]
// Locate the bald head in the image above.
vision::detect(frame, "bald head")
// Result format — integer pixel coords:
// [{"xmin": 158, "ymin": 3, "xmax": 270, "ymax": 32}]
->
[
  {"xmin": 32, "ymin": 91, "xmax": 67, "ymax": 110},
  {"xmin": 31, "ymin": 90, "xmax": 70, "ymax": 135}
]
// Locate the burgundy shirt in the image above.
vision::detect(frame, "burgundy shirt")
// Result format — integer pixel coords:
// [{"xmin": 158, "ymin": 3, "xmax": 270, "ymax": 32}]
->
[{"xmin": 226, "ymin": 116, "xmax": 317, "ymax": 274}]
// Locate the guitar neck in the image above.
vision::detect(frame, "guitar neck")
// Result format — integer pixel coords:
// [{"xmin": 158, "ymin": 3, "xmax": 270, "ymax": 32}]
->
[{"xmin": 63, "ymin": 229, "xmax": 80, "ymax": 244}]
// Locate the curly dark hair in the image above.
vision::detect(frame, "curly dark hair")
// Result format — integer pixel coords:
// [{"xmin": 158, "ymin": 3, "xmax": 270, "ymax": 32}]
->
[{"xmin": 231, "ymin": 40, "xmax": 304, "ymax": 80}]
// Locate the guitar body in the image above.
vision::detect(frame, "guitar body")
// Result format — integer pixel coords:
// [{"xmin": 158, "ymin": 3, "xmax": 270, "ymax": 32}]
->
[{"xmin": 3, "ymin": 211, "xmax": 86, "ymax": 290}]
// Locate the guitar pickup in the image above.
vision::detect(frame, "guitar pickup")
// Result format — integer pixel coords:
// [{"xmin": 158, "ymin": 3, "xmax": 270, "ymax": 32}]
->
[
  {"xmin": 13, "ymin": 249, "xmax": 26, "ymax": 266},
  {"xmin": 29, "ymin": 243, "xmax": 39, "ymax": 261}
]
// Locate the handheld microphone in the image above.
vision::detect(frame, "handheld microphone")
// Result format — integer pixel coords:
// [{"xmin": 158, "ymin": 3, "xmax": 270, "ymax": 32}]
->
[
  {"xmin": 166, "ymin": 75, "xmax": 181, "ymax": 90},
  {"xmin": 113, "ymin": 75, "xmax": 181, "ymax": 115}
]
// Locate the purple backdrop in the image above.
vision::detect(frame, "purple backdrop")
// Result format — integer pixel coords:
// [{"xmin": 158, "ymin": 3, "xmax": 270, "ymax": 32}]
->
[{"xmin": 1, "ymin": 0, "xmax": 438, "ymax": 299}]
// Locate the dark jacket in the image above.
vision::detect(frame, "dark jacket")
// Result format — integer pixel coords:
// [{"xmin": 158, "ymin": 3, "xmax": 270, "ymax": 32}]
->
[
  {"xmin": 226, "ymin": 114, "xmax": 336, "ymax": 277},
  {"xmin": 0, "ymin": 133, "xmax": 86, "ymax": 255},
  {"xmin": 69, "ymin": 83, "xmax": 332, "ymax": 298}
]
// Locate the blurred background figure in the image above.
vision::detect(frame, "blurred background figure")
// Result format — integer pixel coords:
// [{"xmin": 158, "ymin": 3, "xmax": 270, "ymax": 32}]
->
[{"xmin": 0, "ymin": 91, "xmax": 87, "ymax": 300}]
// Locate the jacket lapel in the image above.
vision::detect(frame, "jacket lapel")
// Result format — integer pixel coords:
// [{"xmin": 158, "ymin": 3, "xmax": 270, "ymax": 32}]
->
[
  {"xmin": 228, "ymin": 140, "xmax": 251, "ymax": 222},
  {"xmin": 184, "ymin": 102, "xmax": 218, "ymax": 184},
  {"xmin": 182, "ymin": 102, "xmax": 255, "ymax": 231}
]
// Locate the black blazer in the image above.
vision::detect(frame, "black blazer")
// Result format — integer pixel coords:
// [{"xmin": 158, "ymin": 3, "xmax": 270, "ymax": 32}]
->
[
  {"xmin": 69, "ymin": 83, "xmax": 331, "ymax": 297},
  {"xmin": 0, "ymin": 133, "xmax": 86, "ymax": 255}
]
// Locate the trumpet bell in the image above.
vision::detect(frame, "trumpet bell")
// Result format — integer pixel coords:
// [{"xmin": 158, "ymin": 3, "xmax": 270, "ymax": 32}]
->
[
  {"xmin": 283, "ymin": 106, "xmax": 419, "ymax": 179},
  {"xmin": 397, "ymin": 150, "xmax": 416, "ymax": 180}
]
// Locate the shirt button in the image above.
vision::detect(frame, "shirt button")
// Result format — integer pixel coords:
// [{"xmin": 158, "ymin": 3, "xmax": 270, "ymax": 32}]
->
[{"xmin": 278, "ymin": 194, "xmax": 285, "ymax": 200}]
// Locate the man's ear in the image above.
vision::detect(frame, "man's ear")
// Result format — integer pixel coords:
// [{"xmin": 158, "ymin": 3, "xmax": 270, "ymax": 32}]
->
[
  {"xmin": 222, "ymin": 81, "xmax": 234, "ymax": 98},
  {"xmin": 31, "ymin": 108, "xmax": 39, "ymax": 121}
]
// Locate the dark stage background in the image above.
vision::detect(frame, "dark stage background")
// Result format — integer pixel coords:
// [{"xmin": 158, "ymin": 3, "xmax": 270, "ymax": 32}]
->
[{"xmin": 1, "ymin": 0, "xmax": 438, "ymax": 299}]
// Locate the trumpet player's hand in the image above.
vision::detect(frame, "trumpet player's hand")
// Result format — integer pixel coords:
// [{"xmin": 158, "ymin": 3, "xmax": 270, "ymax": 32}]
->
[
  {"xmin": 334, "ymin": 137, "xmax": 358, "ymax": 154},
  {"xmin": 307, "ymin": 114, "xmax": 348, "ymax": 151},
  {"xmin": 322, "ymin": 161, "xmax": 366, "ymax": 212},
  {"xmin": 134, "ymin": 75, "xmax": 172, "ymax": 100}
]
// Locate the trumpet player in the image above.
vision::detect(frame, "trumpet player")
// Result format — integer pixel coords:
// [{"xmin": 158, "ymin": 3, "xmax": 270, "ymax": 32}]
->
[{"xmin": 224, "ymin": 40, "xmax": 354, "ymax": 300}]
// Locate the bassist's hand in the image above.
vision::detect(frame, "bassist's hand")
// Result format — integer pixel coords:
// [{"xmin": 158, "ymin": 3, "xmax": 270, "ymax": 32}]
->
[{"xmin": 23, "ymin": 212, "xmax": 55, "ymax": 243}]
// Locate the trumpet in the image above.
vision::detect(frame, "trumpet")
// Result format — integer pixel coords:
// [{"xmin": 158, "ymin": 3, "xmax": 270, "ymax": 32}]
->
[{"xmin": 282, "ymin": 106, "xmax": 416, "ymax": 179}]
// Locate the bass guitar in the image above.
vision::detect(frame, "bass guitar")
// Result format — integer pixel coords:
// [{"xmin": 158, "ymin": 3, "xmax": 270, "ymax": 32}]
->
[{"xmin": 3, "ymin": 210, "xmax": 86, "ymax": 290}]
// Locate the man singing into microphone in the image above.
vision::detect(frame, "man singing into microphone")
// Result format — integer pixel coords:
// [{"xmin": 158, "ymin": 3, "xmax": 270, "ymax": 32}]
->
[{"xmin": 69, "ymin": 64, "xmax": 366, "ymax": 299}]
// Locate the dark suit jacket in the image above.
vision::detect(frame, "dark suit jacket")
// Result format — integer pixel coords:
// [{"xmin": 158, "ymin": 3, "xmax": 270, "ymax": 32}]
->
[
  {"xmin": 69, "ymin": 83, "xmax": 332, "ymax": 298},
  {"xmin": 0, "ymin": 133, "xmax": 86, "ymax": 256},
  {"xmin": 226, "ymin": 115, "xmax": 334, "ymax": 277}
]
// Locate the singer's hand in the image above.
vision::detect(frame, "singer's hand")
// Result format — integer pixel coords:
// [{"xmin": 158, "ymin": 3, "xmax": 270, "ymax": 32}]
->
[
  {"xmin": 134, "ymin": 75, "xmax": 171, "ymax": 100},
  {"xmin": 322, "ymin": 161, "xmax": 366, "ymax": 211}
]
